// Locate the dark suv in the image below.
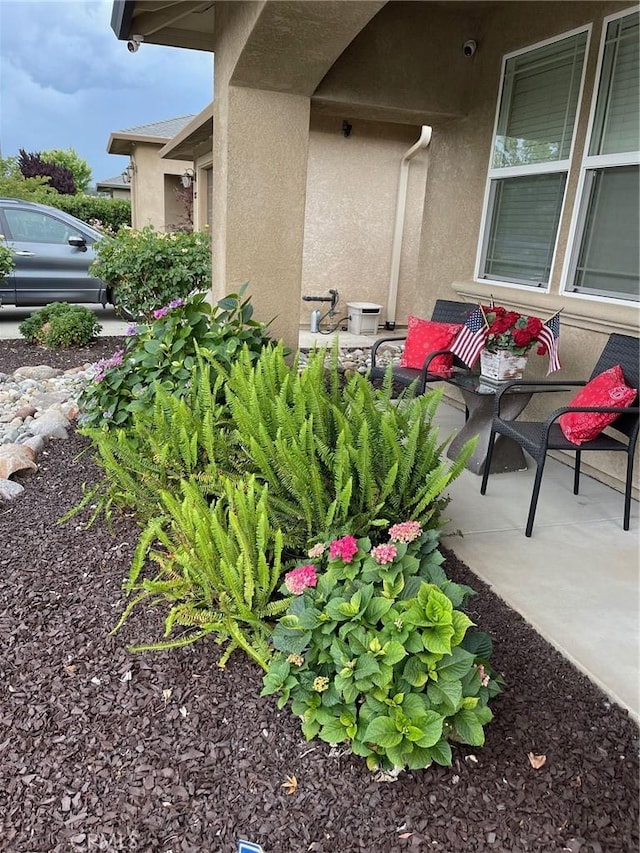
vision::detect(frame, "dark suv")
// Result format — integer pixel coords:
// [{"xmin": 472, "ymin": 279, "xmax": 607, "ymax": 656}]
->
[{"xmin": 0, "ymin": 197, "xmax": 112, "ymax": 308}]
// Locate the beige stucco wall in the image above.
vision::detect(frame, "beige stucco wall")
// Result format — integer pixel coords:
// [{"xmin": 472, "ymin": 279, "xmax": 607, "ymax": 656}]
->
[
  {"xmin": 301, "ymin": 114, "xmax": 427, "ymax": 328},
  {"xmin": 129, "ymin": 144, "xmax": 192, "ymax": 231}
]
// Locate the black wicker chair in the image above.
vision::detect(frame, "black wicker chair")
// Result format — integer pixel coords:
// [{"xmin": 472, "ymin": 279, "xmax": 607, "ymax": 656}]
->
[
  {"xmin": 368, "ymin": 299, "xmax": 476, "ymax": 394},
  {"xmin": 480, "ymin": 333, "xmax": 639, "ymax": 537}
]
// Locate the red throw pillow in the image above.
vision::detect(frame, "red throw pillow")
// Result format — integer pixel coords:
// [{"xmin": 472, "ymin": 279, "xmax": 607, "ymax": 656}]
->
[
  {"xmin": 558, "ymin": 365, "xmax": 637, "ymax": 445},
  {"xmin": 399, "ymin": 317, "xmax": 462, "ymax": 374}
]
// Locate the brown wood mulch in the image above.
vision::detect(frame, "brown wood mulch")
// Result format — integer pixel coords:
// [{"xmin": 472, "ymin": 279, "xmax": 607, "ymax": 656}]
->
[{"xmin": 0, "ymin": 337, "xmax": 638, "ymax": 853}]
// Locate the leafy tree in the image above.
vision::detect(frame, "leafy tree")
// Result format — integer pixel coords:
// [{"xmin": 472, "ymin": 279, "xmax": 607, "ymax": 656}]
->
[
  {"xmin": 40, "ymin": 147, "xmax": 92, "ymax": 194},
  {"xmin": 18, "ymin": 149, "xmax": 76, "ymax": 195},
  {"xmin": 0, "ymin": 155, "xmax": 56, "ymax": 202}
]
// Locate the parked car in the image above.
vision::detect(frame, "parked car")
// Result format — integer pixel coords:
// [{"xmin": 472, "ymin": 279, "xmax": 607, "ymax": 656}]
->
[{"xmin": 0, "ymin": 197, "xmax": 113, "ymax": 309}]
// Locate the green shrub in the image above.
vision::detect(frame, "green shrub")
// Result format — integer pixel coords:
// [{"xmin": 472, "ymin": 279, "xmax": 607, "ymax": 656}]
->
[
  {"xmin": 261, "ymin": 524, "xmax": 503, "ymax": 772},
  {"xmin": 53, "ymin": 194, "xmax": 131, "ymax": 233},
  {"xmin": 113, "ymin": 476, "xmax": 291, "ymax": 668},
  {"xmin": 0, "ymin": 237, "xmax": 14, "ymax": 279},
  {"xmin": 78, "ymin": 287, "xmax": 272, "ymax": 431},
  {"xmin": 222, "ymin": 343, "xmax": 474, "ymax": 546},
  {"xmin": 90, "ymin": 224, "xmax": 212, "ymax": 320},
  {"xmin": 18, "ymin": 302, "xmax": 101, "ymax": 348}
]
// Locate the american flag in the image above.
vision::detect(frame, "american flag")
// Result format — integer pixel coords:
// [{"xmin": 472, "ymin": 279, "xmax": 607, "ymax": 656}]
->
[
  {"xmin": 538, "ymin": 313, "xmax": 561, "ymax": 375},
  {"xmin": 450, "ymin": 305, "xmax": 489, "ymax": 368}
]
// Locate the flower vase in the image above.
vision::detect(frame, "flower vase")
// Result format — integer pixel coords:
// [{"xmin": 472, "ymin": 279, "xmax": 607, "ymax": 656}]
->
[{"xmin": 480, "ymin": 349, "xmax": 528, "ymax": 382}]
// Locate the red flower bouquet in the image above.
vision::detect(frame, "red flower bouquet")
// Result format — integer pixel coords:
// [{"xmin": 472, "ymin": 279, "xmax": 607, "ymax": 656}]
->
[{"xmin": 483, "ymin": 306, "xmax": 544, "ymax": 357}]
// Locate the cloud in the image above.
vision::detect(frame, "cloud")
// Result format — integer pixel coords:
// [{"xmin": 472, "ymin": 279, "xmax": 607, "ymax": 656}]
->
[{"xmin": 0, "ymin": 0, "xmax": 213, "ymax": 181}]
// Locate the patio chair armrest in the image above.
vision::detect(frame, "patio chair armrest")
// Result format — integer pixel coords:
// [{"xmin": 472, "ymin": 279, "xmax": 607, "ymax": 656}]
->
[
  {"xmin": 419, "ymin": 348, "xmax": 456, "ymax": 383},
  {"xmin": 493, "ymin": 379, "xmax": 586, "ymax": 418},
  {"xmin": 534, "ymin": 404, "xmax": 640, "ymax": 444},
  {"xmin": 371, "ymin": 335, "xmax": 406, "ymax": 366}
]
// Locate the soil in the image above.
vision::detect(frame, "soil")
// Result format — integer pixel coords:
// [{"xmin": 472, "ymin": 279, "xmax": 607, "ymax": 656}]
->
[{"xmin": 0, "ymin": 337, "xmax": 638, "ymax": 853}]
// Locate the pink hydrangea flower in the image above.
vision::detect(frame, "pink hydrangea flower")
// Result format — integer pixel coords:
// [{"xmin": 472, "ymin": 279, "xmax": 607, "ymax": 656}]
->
[
  {"xmin": 92, "ymin": 349, "xmax": 124, "ymax": 382},
  {"xmin": 307, "ymin": 542, "xmax": 325, "ymax": 559},
  {"xmin": 284, "ymin": 564, "xmax": 318, "ymax": 595},
  {"xmin": 328, "ymin": 535, "xmax": 359, "ymax": 563},
  {"xmin": 371, "ymin": 543, "xmax": 397, "ymax": 565},
  {"xmin": 388, "ymin": 521, "xmax": 422, "ymax": 543},
  {"xmin": 168, "ymin": 297, "xmax": 186, "ymax": 309},
  {"xmin": 476, "ymin": 664, "xmax": 490, "ymax": 688},
  {"xmin": 152, "ymin": 306, "xmax": 170, "ymax": 320}
]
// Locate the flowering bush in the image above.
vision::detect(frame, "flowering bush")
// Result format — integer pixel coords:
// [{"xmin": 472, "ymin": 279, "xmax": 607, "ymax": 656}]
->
[
  {"xmin": 78, "ymin": 287, "xmax": 272, "ymax": 430},
  {"xmin": 262, "ymin": 524, "xmax": 503, "ymax": 772},
  {"xmin": 483, "ymin": 305, "xmax": 544, "ymax": 356},
  {"xmin": 90, "ymin": 224, "xmax": 212, "ymax": 320}
]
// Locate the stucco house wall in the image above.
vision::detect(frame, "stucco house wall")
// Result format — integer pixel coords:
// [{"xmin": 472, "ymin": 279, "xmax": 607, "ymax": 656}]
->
[{"xmin": 112, "ymin": 0, "xmax": 639, "ymax": 499}]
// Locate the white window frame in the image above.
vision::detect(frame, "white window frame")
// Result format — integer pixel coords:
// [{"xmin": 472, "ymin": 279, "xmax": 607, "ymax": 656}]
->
[
  {"xmin": 475, "ymin": 25, "xmax": 591, "ymax": 291},
  {"xmin": 561, "ymin": 7, "xmax": 640, "ymax": 306}
]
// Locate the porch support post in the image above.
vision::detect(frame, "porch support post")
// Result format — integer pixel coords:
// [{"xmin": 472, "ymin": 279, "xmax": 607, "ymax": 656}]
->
[{"xmin": 212, "ymin": 83, "xmax": 310, "ymax": 350}]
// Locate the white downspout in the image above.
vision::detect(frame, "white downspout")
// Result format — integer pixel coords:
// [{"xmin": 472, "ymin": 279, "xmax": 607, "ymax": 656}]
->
[{"xmin": 386, "ymin": 125, "xmax": 432, "ymax": 328}]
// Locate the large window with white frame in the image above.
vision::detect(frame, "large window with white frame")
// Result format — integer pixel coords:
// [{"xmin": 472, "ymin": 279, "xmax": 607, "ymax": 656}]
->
[
  {"xmin": 478, "ymin": 28, "xmax": 589, "ymax": 287},
  {"xmin": 563, "ymin": 9, "xmax": 639, "ymax": 303}
]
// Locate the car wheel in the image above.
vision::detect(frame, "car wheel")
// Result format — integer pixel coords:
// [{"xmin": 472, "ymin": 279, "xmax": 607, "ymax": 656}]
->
[{"xmin": 112, "ymin": 292, "xmax": 140, "ymax": 323}]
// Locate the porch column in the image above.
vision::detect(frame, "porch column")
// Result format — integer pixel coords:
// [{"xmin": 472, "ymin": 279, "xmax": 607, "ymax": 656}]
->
[{"xmin": 212, "ymin": 83, "xmax": 310, "ymax": 350}]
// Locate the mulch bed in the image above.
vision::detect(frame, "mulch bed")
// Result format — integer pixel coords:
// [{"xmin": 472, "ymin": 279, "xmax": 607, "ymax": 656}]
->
[{"xmin": 0, "ymin": 337, "xmax": 638, "ymax": 853}]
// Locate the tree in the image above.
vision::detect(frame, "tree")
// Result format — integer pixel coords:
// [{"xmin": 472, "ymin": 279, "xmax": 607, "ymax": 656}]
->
[
  {"xmin": 40, "ymin": 148, "xmax": 92, "ymax": 194},
  {"xmin": 18, "ymin": 149, "xmax": 76, "ymax": 195},
  {"xmin": 0, "ymin": 155, "xmax": 56, "ymax": 203}
]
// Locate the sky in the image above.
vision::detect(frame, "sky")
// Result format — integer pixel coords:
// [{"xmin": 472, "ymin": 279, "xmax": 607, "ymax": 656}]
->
[{"xmin": 0, "ymin": 0, "xmax": 213, "ymax": 184}]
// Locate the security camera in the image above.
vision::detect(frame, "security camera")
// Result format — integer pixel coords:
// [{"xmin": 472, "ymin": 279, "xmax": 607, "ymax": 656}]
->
[
  {"xmin": 463, "ymin": 39, "xmax": 477, "ymax": 58},
  {"xmin": 127, "ymin": 34, "xmax": 143, "ymax": 53}
]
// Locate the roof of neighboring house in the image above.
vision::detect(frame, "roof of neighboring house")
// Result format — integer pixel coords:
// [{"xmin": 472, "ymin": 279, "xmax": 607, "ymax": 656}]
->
[
  {"xmin": 159, "ymin": 103, "xmax": 214, "ymax": 161},
  {"xmin": 108, "ymin": 115, "xmax": 196, "ymax": 155},
  {"xmin": 96, "ymin": 174, "xmax": 131, "ymax": 190}
]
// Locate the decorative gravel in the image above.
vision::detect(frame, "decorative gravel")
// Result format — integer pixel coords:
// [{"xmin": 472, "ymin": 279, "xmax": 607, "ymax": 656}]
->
[{"xmin": 0, "ymin": 337, "xmax": 638, "ymax": 853}]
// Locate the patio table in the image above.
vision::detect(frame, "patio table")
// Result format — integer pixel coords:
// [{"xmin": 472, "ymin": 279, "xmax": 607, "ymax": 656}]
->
[{"xmin": 438, "ymin": 370, "xmax": 540, "ymax": 476}]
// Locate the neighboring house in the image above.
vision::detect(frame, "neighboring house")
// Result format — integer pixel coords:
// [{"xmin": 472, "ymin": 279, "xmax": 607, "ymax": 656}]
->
[
  {"xmin": 95, "ymin": 173, "xmax": 131, "ymax": 200},
  {"xmin": 111, "ymin": 1, "xmax": 639, "ymax": 499},
  {"xmin": 107, "ymin": 116, "xmax": 197, "ymax": 230}
]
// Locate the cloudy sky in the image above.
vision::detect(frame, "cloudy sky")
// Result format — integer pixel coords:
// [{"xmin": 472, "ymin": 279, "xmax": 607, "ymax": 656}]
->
[{"xmin": 0, "ymin": 0, "xmax": 213, "ymax": 184}]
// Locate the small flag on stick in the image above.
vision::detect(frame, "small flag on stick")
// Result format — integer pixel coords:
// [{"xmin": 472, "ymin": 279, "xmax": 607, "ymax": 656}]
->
[
  {"xmin": 449, "ymin": 305, "xmax": 489, "ymax": 368},
  {"xmin": 538, "ymin": 312, "xmax": 561, "ymax": 375}
]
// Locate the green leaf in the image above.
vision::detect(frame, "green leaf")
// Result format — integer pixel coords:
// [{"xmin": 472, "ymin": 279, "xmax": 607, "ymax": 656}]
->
[
  {"xmin": 427, "ymin": 737, "xmax": 452, "ymax": 767},
  {"xmin": 452, "ymin": 709, "xmax": 486, "ymax": 746},
  {"xmin": 363, "ymin": 716, "xmax": 403, "ymax": 749},
  {"xmin": 426, "ymin": 679, "xmax": 462, "ymax": 713},
  {"xmin": 318, "ymin": 718, "xmax": 349, "ymax": 744},
  {"xmin": 382, "ymin": 640, "xmax": 407, "ymax": 667},
  {"xmin": 413, "ymin": 711, "xmax": 444, "ymax": 748},
  {"xmin": 436, "ymin": 646, "xmax": 475, "ymax": 681}
]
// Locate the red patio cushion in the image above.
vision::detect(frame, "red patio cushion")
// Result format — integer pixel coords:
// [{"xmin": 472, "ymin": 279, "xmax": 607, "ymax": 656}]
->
[
  {"xmin": 399, "ymin": 317, "xmax": 462, "ymax": 374},
  {"xmin": 558, "ymin": 365, "xmax": 637, "ymax": 445}
]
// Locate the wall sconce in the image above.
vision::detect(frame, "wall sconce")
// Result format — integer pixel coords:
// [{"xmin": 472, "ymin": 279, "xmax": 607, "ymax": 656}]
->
[
  {"xmin": 180, "ymin": 168, "xmax": 195, "ymax": 188},
  {"xmin": 342, "ymin": 120, "xmax": 352, "ymax": 138},
  {"xmin": 121, "ymin": 162, "xmax": 135, "ymax": 184}
]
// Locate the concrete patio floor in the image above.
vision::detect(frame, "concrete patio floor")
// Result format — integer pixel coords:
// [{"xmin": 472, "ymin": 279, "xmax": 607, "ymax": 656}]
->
[{"xmin": 2, "ymin": 309, "xmax": 638, "ymax": 721}]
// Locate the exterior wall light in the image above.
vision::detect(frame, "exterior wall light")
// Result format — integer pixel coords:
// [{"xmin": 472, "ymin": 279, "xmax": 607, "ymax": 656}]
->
[
  {"xmin": 180, "ymin": 168, "xmax": 195, "ymax": 188},
  {"xmin": 122, "ymin": 162, "xmax": 135, "ymax": 184}
]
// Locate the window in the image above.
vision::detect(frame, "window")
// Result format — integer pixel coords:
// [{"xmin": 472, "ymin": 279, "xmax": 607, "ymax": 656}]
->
[
  {"xmin": 565, "ymin": 10, "xmax": 639, "ymax": 302},
  {"xmin": 478, "ymin": 29, "xmax": 589, "ymax": 287},
  {"xmin": 4, "ymin": 209, "xmax": 74, "ymax": 244}
]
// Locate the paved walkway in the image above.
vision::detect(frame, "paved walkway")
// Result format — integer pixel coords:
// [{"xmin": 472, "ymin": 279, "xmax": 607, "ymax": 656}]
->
[{"xmin": 2, "ymin": 308, "xmax": 638, "ymax": 719}]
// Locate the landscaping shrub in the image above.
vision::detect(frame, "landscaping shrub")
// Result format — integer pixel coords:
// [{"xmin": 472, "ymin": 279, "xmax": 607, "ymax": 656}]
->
[
  {"xmin": 89, "ymin": 225, "xmax": 212, "ymax": 320},
  {"xmin": 113, "ymin": 476, "xmax": 291, "ymax": 668},
  {"xmin": 53, "ymin": 194, "xmax": 131, "ymax": 232},
  {"xmin": 78, "ymin": 288, "xmax": 272, "ymax": 431},
  {"xmin": 0, "ymin": 238, "xmax": 14, "ymax": 279},
  {"xmin": 221, "ymin": 343, "xmax": 474, "ymax": 547},
  {"xmin": 18, "ymin": 302, "xmax": 101, "ymax": 348},
  {"xmin": 261, "ymin": 523, "xmax": 503, "ymax": 772}
]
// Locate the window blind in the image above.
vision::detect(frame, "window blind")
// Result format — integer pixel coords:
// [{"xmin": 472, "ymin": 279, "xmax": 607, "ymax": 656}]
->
[
  {"xmin": 590, "ymin": 13, "xmax": 640, "ymax": 156},
  {"xmin": 483, "ymin": 173, "xmax": 566, "ymax": 284},
  {"xmin": 493, "ymin": 32, "xmax": 587, "ymax": 168},
  {"xmin": 572, "ymin": 166, "xmax": 639, "ymax": 299}
]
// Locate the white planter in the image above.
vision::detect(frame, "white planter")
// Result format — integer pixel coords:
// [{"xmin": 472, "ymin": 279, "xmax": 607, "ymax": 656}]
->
[{"xmin": 480, "ymin": 349, "xmax": 528, "ymax": 382}]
